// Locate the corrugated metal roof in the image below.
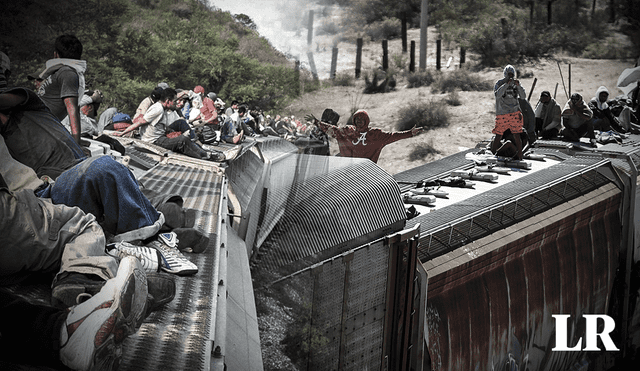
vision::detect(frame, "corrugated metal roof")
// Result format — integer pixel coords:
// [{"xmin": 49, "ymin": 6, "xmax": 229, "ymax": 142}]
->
[
  {"xmin": 395, "ymin": 151, "xmax": 615, "ymax": 262},
  {"xmin": 252, "ymin": 158, "xmax": 407, "ymax": 271},
  {"xmin": 120, "ymin": 161, "xmax": 226, "ymax": 371}
]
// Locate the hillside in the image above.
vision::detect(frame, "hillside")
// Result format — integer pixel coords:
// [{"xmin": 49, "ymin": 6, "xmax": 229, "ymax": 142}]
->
[{"xmin": 284, "ymin": 27, "xmax": 637, "ymax": 175}]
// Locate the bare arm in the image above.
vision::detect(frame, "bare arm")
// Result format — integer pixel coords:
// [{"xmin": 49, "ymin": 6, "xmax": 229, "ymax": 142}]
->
[
  {"xmin": 113, "ymin": 115, "xmax": 146, "ymax": 137},
  {"xmin": 64, "ymin": 96, "xmax": 81, "ymax": 144}
]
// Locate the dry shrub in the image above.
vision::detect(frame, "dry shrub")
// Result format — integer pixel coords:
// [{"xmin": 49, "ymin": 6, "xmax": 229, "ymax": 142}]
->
[{"xmin": 396, "ymin": 100, "xmax": 450, "ymax": 131}]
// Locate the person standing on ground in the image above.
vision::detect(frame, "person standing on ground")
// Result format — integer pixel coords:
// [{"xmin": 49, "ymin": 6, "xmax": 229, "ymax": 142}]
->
[
  {"xmin": 306, "ymin": 109, "xmax": 422, "ymax": 164},
  {"xmin": 491, "ymin": 64, "xmax": 526, "ymax": 160},
  {"xmin": 37, "ymin": 34, "xmax": 85, "ymax": 145}
]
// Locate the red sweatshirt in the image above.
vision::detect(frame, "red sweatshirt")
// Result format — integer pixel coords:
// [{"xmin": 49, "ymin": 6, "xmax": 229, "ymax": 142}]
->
[{"xmin": 316, "ymin": 110, "xmax": 414, "ymax": 163}]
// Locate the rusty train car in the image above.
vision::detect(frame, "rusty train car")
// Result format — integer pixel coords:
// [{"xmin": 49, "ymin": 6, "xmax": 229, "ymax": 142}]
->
[
  {"xmin": 257, "ymin": 136, "xmax": 640, "ymax": 370},
  {"xmin": 4, "ymin": 132, "xmax": 640, "ymax": 370}
]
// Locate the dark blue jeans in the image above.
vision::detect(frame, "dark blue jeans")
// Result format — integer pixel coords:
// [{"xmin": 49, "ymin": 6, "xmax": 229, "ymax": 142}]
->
[
  {"xmin": 44, "ymin": 155, "xmax": 161, "ymax": 236},
  {"xmin": 155, "ymin": 121, "xmax": 208, "ymax": 159},
  {"xmin": 168, "ymin": 119, "xmax": 196, "ymax": 140}
]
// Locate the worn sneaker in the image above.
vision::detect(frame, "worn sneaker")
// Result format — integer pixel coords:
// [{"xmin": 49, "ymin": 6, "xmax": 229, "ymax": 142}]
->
[
  {"xmin": 150, "ymin": 232, "xmax": 198, "ymax": 275},
  {"xmin": 52, "ymin": 273, "xmax": 107, "ymax": 308},
  {"xmin": 207, "ymin": 150, "xmax": 226, "ymax": 162},
  {"xmin": 59, "ymin": 256, "xmax": 148, "ymax": 371},
  {"xmin": 173, "ymin": 227, "xmax": 211, "ymax": 253},
  {"xmin": 145, "ymin": 271, "xmax": 176, "ymax": 313},
  {"xmin": 106, "ymin": 241, "xmax": 161, "ymax": 272}
]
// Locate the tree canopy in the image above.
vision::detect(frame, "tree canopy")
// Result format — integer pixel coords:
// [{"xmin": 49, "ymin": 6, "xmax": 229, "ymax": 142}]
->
[{"xmin": 0, "ymin": 0, "xmax": 299, "ymax": 114}]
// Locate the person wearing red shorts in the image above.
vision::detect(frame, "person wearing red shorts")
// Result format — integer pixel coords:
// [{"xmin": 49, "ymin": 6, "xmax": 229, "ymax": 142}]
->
[{"xmin": 491, "ymin": 65, "xmax": 527, "ymax": 160}]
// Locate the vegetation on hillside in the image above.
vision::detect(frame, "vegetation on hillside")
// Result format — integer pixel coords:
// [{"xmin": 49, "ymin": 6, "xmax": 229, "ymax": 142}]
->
[
  {"xmin": 323, "ymin": 0, "xmax": 638, "ymax": 66},
  {"xmin": 1, "ymin": 0, "xmax": 637, "ymax": 117},
  {"xmin": 0, "ymin": 0, "xmax": 302, "ymax": 114}
]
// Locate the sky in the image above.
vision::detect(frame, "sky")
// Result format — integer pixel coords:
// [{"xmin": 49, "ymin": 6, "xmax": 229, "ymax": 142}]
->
[{"xmin": 207, "ymin": 0, "xmax": 356, "ymax": 79}]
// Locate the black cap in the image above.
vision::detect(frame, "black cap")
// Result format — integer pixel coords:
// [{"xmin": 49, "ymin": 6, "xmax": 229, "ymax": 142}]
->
[
  {"xmin": 540, "ymin": 91, "xmax": 550, "ymax": 98},
  {"xmin": 570, "ymin": 93, "xmax": 582, "ymax": 101}
]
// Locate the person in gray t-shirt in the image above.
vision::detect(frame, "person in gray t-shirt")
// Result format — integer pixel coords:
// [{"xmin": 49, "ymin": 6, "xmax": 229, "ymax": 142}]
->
[{"xmin": 37, "ymin": 35, "xmax": 85, "ymax": 145}]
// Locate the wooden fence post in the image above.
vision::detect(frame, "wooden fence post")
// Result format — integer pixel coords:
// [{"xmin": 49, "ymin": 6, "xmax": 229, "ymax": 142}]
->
[
  {"xmin": 382, "ymin": 40, "xmax": 389, "ymax": 71},
  {"xmin": 355, "ymin": 38, "xmax": 363, "ymax": 78}
]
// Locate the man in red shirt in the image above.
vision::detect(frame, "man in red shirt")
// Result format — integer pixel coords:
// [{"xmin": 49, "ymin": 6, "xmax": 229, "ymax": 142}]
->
[
  {"xmin": 199, "ymin": 92, "xmax": 219, "ymax": 126},
  {"xmin": 306, "ymin": 109, "xmax": 422, "ymax": 163}
]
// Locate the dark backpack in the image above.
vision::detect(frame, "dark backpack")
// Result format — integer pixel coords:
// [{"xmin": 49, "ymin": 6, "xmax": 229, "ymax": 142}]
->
[{"xmin": 199, "ymin": 124, "xmax": 218, "ymax": 144}]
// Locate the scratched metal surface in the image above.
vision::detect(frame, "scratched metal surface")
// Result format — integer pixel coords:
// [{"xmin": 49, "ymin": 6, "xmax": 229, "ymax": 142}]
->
[
  {"xmin": 423, "ymin": 185, "xmax": 622, "ymax": 371},
  {"xmin": 119, "ymin": 161, "xmax": 225, "ymax": 371}
]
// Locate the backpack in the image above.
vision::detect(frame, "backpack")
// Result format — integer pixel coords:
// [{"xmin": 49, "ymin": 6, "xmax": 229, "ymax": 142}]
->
[
  {"xmin": 199, "ymin": 124, "xmax": 218, "ymax": 144},
  {"xmin": 112, "ymin": 112, "xmax": 132, "ymax": 124}
]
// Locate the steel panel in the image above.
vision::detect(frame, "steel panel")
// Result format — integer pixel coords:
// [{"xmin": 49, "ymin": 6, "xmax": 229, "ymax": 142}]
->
[{"xmin": 424, "ymin": 186, "xmax": 621, "ymax": 371}]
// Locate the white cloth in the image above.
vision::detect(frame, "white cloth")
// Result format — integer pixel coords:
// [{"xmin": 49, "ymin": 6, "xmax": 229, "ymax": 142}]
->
[
  {"xmin": 140, "ymin": 102, "xmax": 167, "ymax": 143},
  {"xmin": 40, "ymin": 58, "xmax": 86, "ymax": 100}
]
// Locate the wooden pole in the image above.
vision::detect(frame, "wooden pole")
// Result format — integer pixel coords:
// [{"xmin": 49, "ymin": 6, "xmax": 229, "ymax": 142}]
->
[
  {"xmin": 460, "ymin": 48, "xmax": 466, "ymax": 67},
  {"xmin": 382, "ymin": 40, "xmax": 389, "ymax": 71},
  {"xmin": 568, "ymin": 63, "xmax": 571, "ymax": 97},
  {"xmin": 307, "ymin": 52, "xmax": 318, "ymax": 80},
  {"xmin": 307, "ymin": 10, "xmax": 314, "ymax": 46},
  {"xmin": 401, "ymin": 17, "xmax": 408, "ymax": 53},
  {"xmin": 355, "ymin": 38, "xmax": 363, "ymax": 78},
  {"xmin": 330, "ymin": 47, "xmax": 338, "ymax": 79},
  {"xmin": 436, "ymin": 39, "xmax": 441, "ymax": 70},
  {"xmin": 527, "ymin": 78, "xmax": 537, "ymax": 101},
  {"xmin": 554, "ymin": 83, "xmax": 558, "ymax": 99},
  {"xmin": 410, "ymin": 40, "xmax": 416, "ymax": 72},
  {"xmin": 419, "ymin": 0, "xmax": 428, "ymax": 71}
]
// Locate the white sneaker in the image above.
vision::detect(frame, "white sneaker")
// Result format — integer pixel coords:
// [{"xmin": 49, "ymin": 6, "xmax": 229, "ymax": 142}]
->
[
  {"xmin": 151, "ymin": 232, "xmax": 198, "ymax": 275},
  {"xmin": 106, "ymin": 241, "xmax": 161, "ymax": 272},
  {"xmin": 59, "ymin": 256, "xmax": 148, "ymax": 371}
]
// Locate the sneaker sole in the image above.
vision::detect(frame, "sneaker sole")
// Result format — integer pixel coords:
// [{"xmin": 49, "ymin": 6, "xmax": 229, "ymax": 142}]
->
[{"xmin": 60, "ymin": 257, "xmax": 148, "ymax": 371}]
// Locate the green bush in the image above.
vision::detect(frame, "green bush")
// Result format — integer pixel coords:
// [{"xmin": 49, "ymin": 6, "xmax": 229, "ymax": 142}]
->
[
  {"xmin": 581, "ymin": 38, "xmax": 636, "ymax": 59},
  {"xmin": 445, "ymin": 90, "xmax": 462, "ymax": 106},
  {"xmin": 316, "ymin": 21, "xmax": 342, "ymax": 36},
  {"xmin": 407, "ymin": 70, "xmax": 435, "ymax": 88},
  {"xmin": 332, "ymin": 71, "xmax": 355, "ymax": 87},
  {"xmin": 365, "ymin": 17, "xmax": 402, "ymax": 41},
  {"xmin": 1, "ymin": 0, "xmax": 300, "ymax": 115},
  {"xmin": 392, "ymin": 54, "xmax": 407, "ymax": 71},
  {"xmin": 435, "ymin": 0, "xmax": 632, "ymax": 66},
  {"xmin": 396, "ymin": 100, "xmax": 450, "ymax": 131}
]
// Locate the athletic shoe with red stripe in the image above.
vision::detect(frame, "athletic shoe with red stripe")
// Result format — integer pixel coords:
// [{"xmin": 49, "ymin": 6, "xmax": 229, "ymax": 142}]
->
[{"xmin": 59, "ymin": 256, "xmax": 148, "ymax": 371}]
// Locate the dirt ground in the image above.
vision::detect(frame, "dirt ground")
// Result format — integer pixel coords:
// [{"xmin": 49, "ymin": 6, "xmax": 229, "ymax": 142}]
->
[{"xmin": 284, "ymin": 27, "xmax": 637, "ymax": 175}]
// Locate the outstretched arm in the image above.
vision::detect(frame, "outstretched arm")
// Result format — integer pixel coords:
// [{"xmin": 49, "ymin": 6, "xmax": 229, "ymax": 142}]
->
[
  {"xmin": 305, "ymin": 113, "xmax": 337, "ymax": 137},
  {"xmin": 113, "ymin": 115, "xmax": 146, "ymax": 137}
]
